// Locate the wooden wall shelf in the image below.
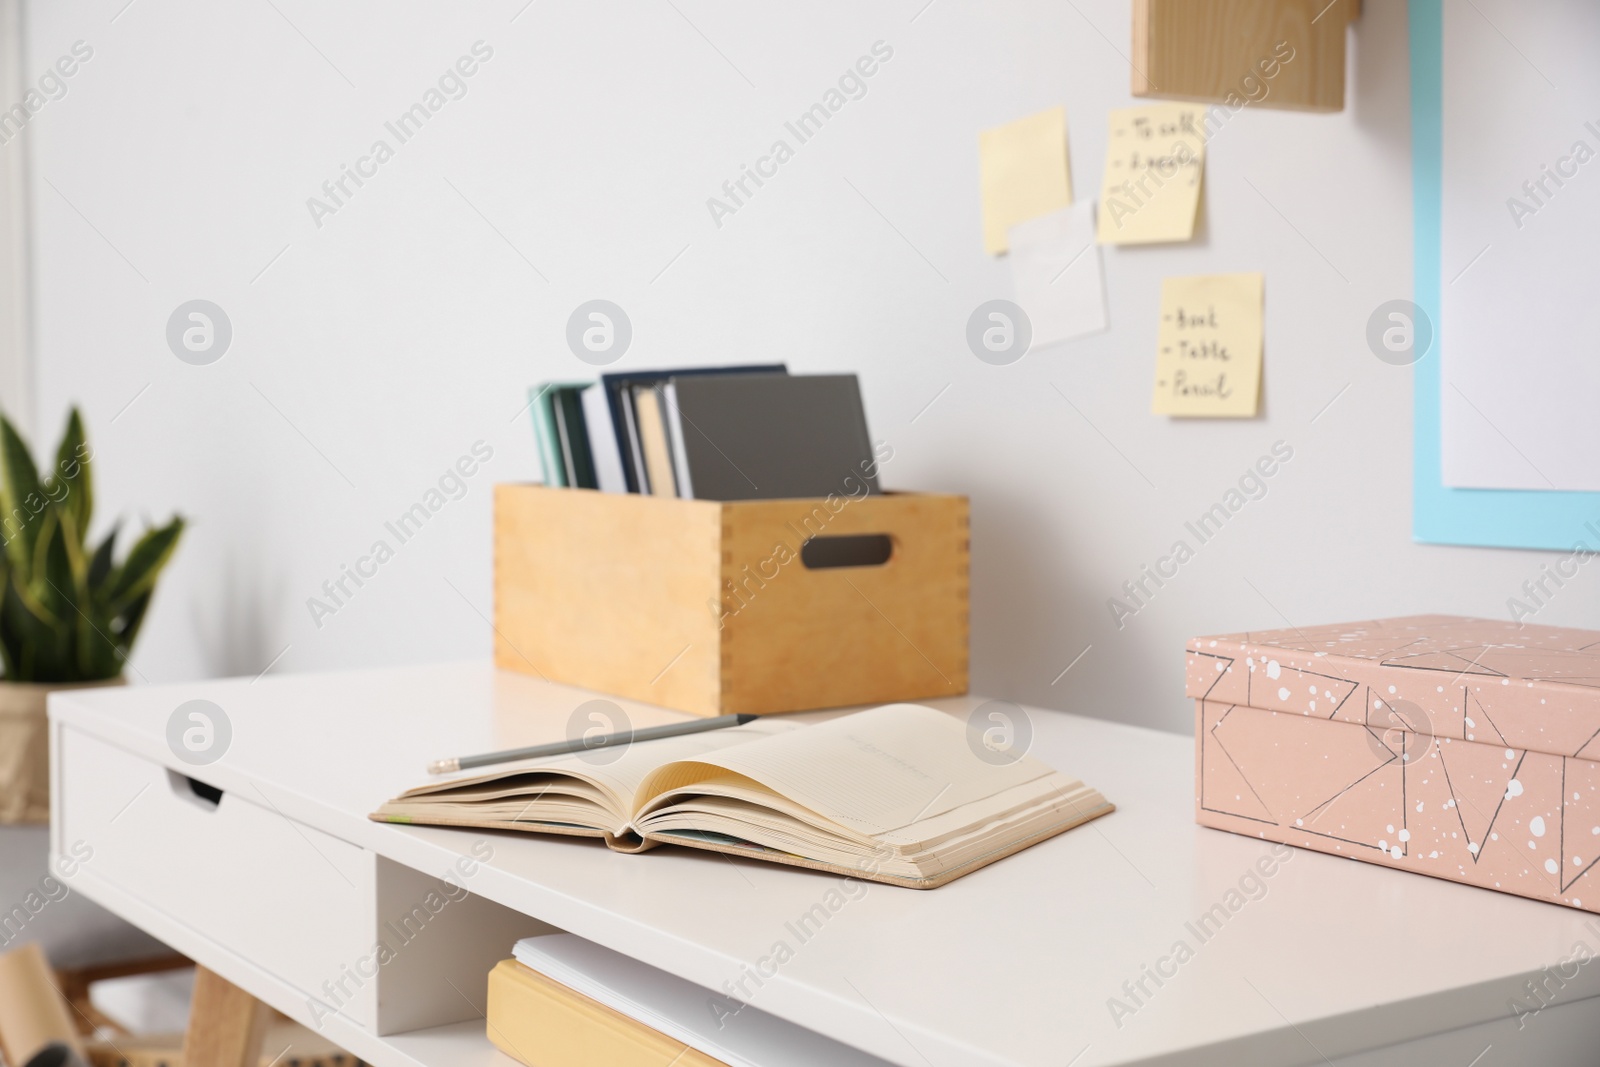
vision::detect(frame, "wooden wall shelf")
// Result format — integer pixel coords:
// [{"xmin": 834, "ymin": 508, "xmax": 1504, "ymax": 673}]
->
[{"xmin": 1132, "ymin": 0, "xmax": 1360, "ymax": 113}]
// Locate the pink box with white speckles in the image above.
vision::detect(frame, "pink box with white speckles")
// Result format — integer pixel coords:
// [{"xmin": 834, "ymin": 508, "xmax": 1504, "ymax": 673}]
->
[{"xmin": 1187, "ymin": 615, "xmax": 1600, "ymax": 913}]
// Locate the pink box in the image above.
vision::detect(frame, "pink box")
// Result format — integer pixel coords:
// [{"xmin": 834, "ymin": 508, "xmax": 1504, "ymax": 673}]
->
[{"xmin": 1188, "ymin": 615, "xmax": 1600, "ymax": 913}]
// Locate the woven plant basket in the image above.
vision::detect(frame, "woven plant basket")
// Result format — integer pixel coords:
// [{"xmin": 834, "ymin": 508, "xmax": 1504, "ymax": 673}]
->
[{"xmin": 0, "ymin": 678, "xmax": 124, "ymax": 824}]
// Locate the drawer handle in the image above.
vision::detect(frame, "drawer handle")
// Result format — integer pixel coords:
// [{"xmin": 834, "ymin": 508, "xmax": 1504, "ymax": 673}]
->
[
  {"xmin": 167, "ymin": 769, "xmax": 223, "ymax": 809},
  {"xmin": 800, "ymin": 534, "xmax": 893, "ymax": 569}
]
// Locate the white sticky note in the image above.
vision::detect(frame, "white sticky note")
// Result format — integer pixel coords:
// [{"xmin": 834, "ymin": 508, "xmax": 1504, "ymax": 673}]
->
[{"xmin": 1007, "ymin": 201, "xmax": 1107, "ymax": 347}]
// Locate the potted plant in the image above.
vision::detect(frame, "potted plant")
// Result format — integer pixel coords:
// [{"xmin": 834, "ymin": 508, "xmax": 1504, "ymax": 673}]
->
[{"xmin": 0, "ymin": 408, "xmax": 183, "ymax": 823}]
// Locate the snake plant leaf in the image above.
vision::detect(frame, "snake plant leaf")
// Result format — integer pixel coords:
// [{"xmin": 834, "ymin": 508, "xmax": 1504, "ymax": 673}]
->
[
  {"xmin": 51, "ymin": 407, "xmax": 92, "ymax": 541},
  {"xmin": 0, "ymin": 410, "xmax": 183, "ymax": 683},
  {"xmin": 0, "ymin": 415, "xmax": 46, "ymax": 572},
  {"xmin": 53, "ymin": 507, "xmax": 90, "ymax": 593},
  {"xmin": 76, "ymin": 597, "xmax": 126, "ymax": 681},
  {"xmin": 0, "ymin": 620, "xmax": 15, "ymax": 678},
  {"xmin": 11, "ymin": 507, "xmax": 66, "ymax": 632},
  {"xmin": 3, "ymin": 571, "xmax": 47, "ymax": 679},
  {"xmin": 30, "ymin": 508, "xmax": 66, "ymax": 614},
  {"xmin": 101, "ymin": 516, "xmax": 185, "ymax": 616},
  {"xmin": 51, "ymin": 507, "xmax": 100, "ymax": 676},
  {"xmin": 87, "ymin": 524, "xmax": 118, "ymax": 591},
  {"xmin": 114, "ymin": 589, "xmax": 153, "ymax": 666},
  {"xmin": 0, "ymin": 571, "xmax": 20, "ymax": 680},
  {"xmin": 30, "ymin": 511, "xmax": 74, "ymax": 682}
]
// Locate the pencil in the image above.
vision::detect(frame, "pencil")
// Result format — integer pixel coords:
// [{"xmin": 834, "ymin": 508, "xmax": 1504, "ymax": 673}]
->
[{"xmin": 426, "ymin": 713, "xmax": 759, "ymax": 774}]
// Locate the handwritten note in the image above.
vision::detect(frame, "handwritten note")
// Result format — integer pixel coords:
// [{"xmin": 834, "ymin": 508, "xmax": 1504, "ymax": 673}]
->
[
  {"xmin": 1152, "ymin": 273, "xmax": 1263, "ymax": 418},
  {"xmin": 1097, "ymin": 103, "xmax": 1205, "ymax": 245},
  {"xmin": 1007, "ymin": 201, "xmax": 1107, "ymax": 346},
  {"xmin": 979, "ymin": 106, "xmax": 1072, "ymax": 255}
]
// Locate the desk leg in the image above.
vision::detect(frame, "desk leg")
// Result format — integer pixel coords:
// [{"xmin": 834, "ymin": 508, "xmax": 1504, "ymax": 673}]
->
[{"xmin": 183, "ymin": 966, "xmax": 268, "ymax": 1067}]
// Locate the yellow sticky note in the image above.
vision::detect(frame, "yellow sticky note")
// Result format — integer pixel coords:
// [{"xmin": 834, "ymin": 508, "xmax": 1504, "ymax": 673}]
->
[
  {"xmin": 1152, "ymin": 273, "xmax": 1263, "ymax": 418},
  {"xmin": 1098, "ymin": 103, "xmax": 1205, "ymax": 244},
  {"xmin": 979, "ymin": 106, "xmax": 1071, "ymax": 255}
]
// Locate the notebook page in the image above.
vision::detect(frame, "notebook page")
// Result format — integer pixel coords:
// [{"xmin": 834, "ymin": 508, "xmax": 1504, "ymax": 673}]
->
[
  {"xmin": 414, "ymin": 719, "xmax": 798, "ymax": 813},
  {"xmin": 661, "ymin": 704, "xmax": 1053, "ymax": 838},
  {"xmin": 532, "ymin": 719, "xmax": 801, "ymax": 808}
]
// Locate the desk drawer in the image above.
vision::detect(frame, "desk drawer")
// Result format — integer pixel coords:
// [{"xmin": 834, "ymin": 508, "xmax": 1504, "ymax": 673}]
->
[{"xmin": 58, "ymin": 725, "xmax": 375, "ymax": 1027}]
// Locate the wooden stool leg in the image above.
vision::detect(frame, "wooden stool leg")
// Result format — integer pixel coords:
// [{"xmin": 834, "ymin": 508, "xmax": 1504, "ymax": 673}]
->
[{"xmin": 183, "ymin": 966, "xmax": 268, "ymax": 1067}]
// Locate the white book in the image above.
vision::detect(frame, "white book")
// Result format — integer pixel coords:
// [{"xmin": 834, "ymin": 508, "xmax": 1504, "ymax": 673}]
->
[
  {"xmin": 513, "ymin": 933, "xmax": 891, "ymax": 1067},
  {"xmin": 660, "ymin": 380, "xmax": 695, "ymax": 499},
  {"xmin": 580, "ymin": 383, "xmax": 627, "ymax": 493}
]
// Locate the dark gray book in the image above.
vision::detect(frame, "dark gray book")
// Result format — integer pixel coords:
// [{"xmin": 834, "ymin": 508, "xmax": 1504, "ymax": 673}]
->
[
  {"xmin": 601, "ymin": 365, "xmax": 786, "ymax": 493},
  {"xmin": 660, "ymin": 374, "xmax": 880, "ymax": 501}
]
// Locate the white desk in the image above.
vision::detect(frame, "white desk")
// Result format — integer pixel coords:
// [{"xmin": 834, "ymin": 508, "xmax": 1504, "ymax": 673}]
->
[{"xmin": 48, "ymin": 663, "xmax": 1600, "ymax": 1066}]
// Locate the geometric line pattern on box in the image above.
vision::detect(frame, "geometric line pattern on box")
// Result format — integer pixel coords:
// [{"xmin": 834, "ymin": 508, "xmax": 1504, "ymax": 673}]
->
[
  {"xmin": 1187, "ymin": 650, "xmax": 1236, "ymax": 703},
  {"xmin": 1195, "ymin": 697, "xmax": 1599, "ymax": 913},
  {"xmin": 1463, "ymin": 687, "xmax": 1508, "ymax": 747},
  {"xmin": 1562, "ymin": 757, "xmax": 1600, "ymax": 893},
  {"xmin": 1199, "ymin": 704, "xmax": 1275, "ymax": 825},
  {"xmin": 1435, "ymin": 742, "xmax": 1522, "ymax": 866},
  {"xmin": 1188, "ymin": 615, "xmax": 1600, "ymax": 760}
]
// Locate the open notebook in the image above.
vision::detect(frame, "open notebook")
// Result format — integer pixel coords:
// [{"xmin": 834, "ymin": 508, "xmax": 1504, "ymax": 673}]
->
[{"xmin": 372, "ymin": 703, "xmax": 1112, "ymax": 889}]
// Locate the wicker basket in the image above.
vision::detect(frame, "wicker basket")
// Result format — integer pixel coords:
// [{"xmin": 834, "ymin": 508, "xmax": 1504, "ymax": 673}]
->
[{"xmin": 0, "ymin": 678, "xmax": 123, "ymax": 824}]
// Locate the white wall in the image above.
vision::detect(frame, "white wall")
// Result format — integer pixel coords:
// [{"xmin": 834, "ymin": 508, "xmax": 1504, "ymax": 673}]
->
[
  {"xmin": 0, "ymin": 0, "xmax": 33, "ymax": 433},
  {"xmin": 14, "ymin": 0, "xmax": 1588, "ymax": 736}
]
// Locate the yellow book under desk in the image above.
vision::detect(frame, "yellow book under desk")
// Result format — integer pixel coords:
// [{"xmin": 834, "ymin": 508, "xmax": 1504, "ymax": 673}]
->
[
  {"xmin": 487, "ymin": 959, "xmax": 725, "ymax": 1067},
  {"xmin": 488, "ymin": 935, "xmax": 890, "ymax": 1067}
]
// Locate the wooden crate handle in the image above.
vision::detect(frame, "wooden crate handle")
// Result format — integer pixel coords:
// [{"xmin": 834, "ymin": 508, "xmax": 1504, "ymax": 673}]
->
[{"xmin": 798, "ymin": 534, "xmax": 894, "ymax": 569}]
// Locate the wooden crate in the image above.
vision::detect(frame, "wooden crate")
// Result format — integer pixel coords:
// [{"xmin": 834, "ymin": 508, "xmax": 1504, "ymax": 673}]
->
[
  {"xmin": 493, "ymin": 485, "xmax": 969, "ymax": 716},
  {"xmin": 1131, "ymin": 0, "xmax": 1359, "ymax": 112}
]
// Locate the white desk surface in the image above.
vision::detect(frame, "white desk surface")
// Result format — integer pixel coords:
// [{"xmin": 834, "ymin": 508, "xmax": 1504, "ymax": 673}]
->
[{"xmin": 51, "ymin": 663, "xmax": 1600, "ymax": 1066}]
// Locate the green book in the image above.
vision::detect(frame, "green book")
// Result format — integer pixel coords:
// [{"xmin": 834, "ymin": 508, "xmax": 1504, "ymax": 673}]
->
[
  {"xmin": 530, "ymin": 382, "xmax": 592, "ymax": 487},
  {"xmin": 553, "ymin": 386, "xmax": 598, "ymax": 490}
]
